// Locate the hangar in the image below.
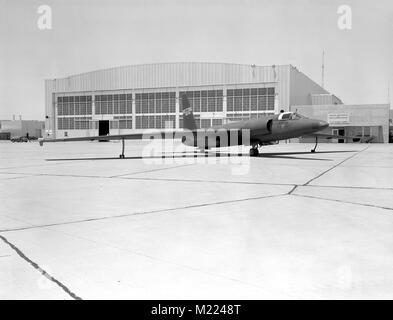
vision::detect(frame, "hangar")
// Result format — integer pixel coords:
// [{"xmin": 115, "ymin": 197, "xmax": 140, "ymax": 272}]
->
[
  {"xmin": 44, "ymin": 62, "xmax": 334, "ymax": 138},
  {"xmin": 44, "ymin": 62, "xmax": 389, "ymax": 143}
]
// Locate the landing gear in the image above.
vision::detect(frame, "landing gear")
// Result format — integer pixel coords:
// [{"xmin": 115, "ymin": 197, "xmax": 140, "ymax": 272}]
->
[
  {"xmin": 249, "ymin": 144, "xmax": 260, "ymax": 157},
  {"xmin": 119, "ymin": 138, "xmax": 125, "ymax": 159},
  {"xmin": 311, "ymin": 137, "xmax": 318, "ymax": 153}
]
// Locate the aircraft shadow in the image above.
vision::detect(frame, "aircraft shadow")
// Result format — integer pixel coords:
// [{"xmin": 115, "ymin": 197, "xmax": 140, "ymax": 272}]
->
[{"xmin": 46, "ymin": 150, "xmax": 356, "ymax": 162}]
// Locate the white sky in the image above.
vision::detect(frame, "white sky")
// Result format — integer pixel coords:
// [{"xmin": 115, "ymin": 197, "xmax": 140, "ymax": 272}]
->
[{"xmin": 0, "ymin": 0, "xmax": 392, "ymax": 119}]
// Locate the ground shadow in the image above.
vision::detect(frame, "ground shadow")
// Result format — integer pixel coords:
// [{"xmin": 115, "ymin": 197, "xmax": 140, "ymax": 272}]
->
[{"xmin": 45, "ymin": 149, "xmax": 356, "ymax": 162}]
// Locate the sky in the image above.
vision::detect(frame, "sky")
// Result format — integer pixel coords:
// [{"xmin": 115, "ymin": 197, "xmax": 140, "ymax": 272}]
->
[{"xmin": 0, "ymin": 0, "xmax": 392, "ymax": 120}]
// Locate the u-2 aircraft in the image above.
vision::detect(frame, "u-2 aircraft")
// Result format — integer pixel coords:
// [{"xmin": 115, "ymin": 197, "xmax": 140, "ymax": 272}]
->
[{"xmin": 40, "ymin": 94, "xmax": 349, "ymax": 157}]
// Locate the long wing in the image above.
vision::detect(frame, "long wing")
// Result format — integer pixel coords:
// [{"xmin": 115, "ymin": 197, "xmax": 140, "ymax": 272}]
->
[
  {"xmin": 303, "ymin": 132, "xmax": 374, "ymax": 142},
  {"xmin": 38, "ymin": 131, "xmax": 181, "ymax": 146}
]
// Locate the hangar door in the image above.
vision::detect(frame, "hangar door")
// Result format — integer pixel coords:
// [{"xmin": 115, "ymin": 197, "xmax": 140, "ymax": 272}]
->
[
  {"xmin": 332, "ymin": 128, "xmax": 345, "ymax": 143},
  {"xmin": 99, "ymin": 120, "xmax": 109, "ymax": 136}
]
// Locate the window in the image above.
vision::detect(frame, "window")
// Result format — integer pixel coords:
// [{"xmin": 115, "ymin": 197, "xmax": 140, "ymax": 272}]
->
[
  {"xmin": 95, "ymin": 95, "xmax": 101, "ymax": 114},
  {"xmin": 58, "ymin": 118, "xmax": 63, "ymax": 130},
  {"xmin": 148, "ymin": 115, "xmax": 155, "ymax": 128},
  {"xmin": 169, "ymin": 98, "xmax": 176, "ymax": 113},
  {"xmin": 113, "ymin": 99, "xmax": 119, "ymax": 114},
  {"xmin": 201, "ymin": 119, "xmax": 211, "ymax": 128},
  {"xmin": 136, "ymin": 116, "xmax": 142, "ymax": 129},
  {"xmin": 94, "ymin": 93, "xmax": 130, "ymax": 114},
  {"xmin": 227, "ymin": 87, "xmax": 275, "ymax": 113},
  {"xmin": 194, "ymin": 99, "xmax": 201, "ymax": 112},
  {"xmin": 227, "ymin": 96, "xmax": 233, "ymax": 112},
  {"xmin": 180, "ymin": 90, "xmax": 223, "ymax": 113},
  {"xmin": 208, "ymin": 97, "xmax": 215, "ymax": 112},
  {"xmin": 155, "ymin": 115, "xmax": 162, "ymax": 129},
  {"xmin": 142, "ymin": 115, "xmax": 148, "ymax": 128},
  {"xmin": 114, "ymin": 116, "xmax": 132, "ymax": 129},
  {"xmin": 156, "ymin": 99, "xmax": 162, "ymax": 113},
  {"xmin": 212, "ymin": 119, "xmax": 223, "ymax": 126},
  {"xmin": 234, "ymin": 97, "xmax": 242, "ymax": 111},
  {"xmin": 148, "ymin": 99, "xmax": 155, "ymax": 113},
  {"xmin": 57, "ymin": 117, "xmax": 91, "ymax": 130},
  {"xmin": 110, "ymin": 120, "xmax": 119, "ymax": 130},
  {"xmin": 201, "ymin": 97, "xmax": 208, "ymax": 112},
  {"xmin": 126, "ymin": 98, "xmax": 132, "ymax": 114},
  {"xmin": 162, "ymin": 99, "xmax": 169, "ymax": 113}
]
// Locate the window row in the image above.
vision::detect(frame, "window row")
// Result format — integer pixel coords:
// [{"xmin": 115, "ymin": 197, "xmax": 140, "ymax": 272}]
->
[
  {"xmin": 95, "ymin": 94, "xmax": 132, "ymax": 102},
  {"xmin": 226, "ymin": 112, "xmax": 274, "ymax": 121},
  {"xmin": 57, "ymin": 96, "xmax": 93, "ymax": 116},
  {"xmin": 135, "ymin": 99, "xmax": 176, "ymax": 114},
  {"xmin": 135, "ymin": 115, "xmax": 176, "ymax": 129},
  {"xmin": 180, "ymin": 97, "xmax": 223, "ymax": 113},
  {"xmin": 95, "ymin": 101, "xmax": 132, "ymax": 114},
  {"xmin": 57, "ymin": 117, "xmax": 92, "ymax": 130},
  {"xmin": 57, "ymin": 96, "xmax": 92, "ymax": 103},
  {"xmin": 227, "ymin": 95, "xmax": 274, "ymax": 112},
  {"xmin": 136, "ymin": 92, "xmax": 176, "ymax": 100},
  {"xmin": 180, "ymin": 90, "xmax": 223, "ymax": 98},
  {"xmin": 58, "ymin": 103, "xmax": 93, "ymax": 116},
  {"xmin": 227, "ymin": 88, "xmax": 275, "ymax": 96},
  {"xmin": 111, "ymin": 117, "xmax": 133, "ymax": 129},
  {"xmin": 179, "ymin": 117, "xmax": 223, "ymax": 129}
]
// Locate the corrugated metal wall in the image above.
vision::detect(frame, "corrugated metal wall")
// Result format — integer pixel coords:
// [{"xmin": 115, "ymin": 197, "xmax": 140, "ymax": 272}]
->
[
  {"xmin": 47, "ymin": 62, "xmax": 288, "ymax": 92},
  {"xmin": 311, "ymin": 94, "xmax": 334, "ymax": 105},
  {"xmin": 289, "ymin": 66, "xmax": 329, "ymax": 106},
  {"xmin": 311, "ymin": 94, "xmax": 343, "ymax": 105}
]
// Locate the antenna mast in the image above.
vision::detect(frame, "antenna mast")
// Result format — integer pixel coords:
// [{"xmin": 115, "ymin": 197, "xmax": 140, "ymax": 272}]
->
[{"xmin": 321, "ymin": 50, "xmax": 325, "ymax": 89}]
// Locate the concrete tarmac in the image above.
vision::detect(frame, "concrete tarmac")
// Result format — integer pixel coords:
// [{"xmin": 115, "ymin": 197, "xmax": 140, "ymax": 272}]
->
[{"xmin": 0, "ymin": 140, "xmax": 393, "ymax": 299}]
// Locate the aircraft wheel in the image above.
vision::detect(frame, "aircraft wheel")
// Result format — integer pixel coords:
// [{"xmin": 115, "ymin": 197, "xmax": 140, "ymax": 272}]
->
[{"xmin": 249, "ymin": 148, "xmax": 259, "ymax": 157}]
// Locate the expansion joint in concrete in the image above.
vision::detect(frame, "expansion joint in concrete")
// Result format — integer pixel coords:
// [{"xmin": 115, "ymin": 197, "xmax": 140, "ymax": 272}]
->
[{"xmin": 0, "ymin": 234, "xmax": 82, "ymax": 300}]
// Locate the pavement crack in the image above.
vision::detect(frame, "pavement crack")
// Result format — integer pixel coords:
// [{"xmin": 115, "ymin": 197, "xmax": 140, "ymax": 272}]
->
[
  {"xmin": 287, "ymin": 185, "xmax": 299, "ymax": 194},
  {"xmin": 303, "ymin": 146, "xmax": 370, "ymax": 186},
  {"xmin": 109, "ymin": 163, "xmax": 195, "ymax": 178},
  {"xmin": 0, "ymin": 193, "xmax": 289, "ymax": 233},
  {"xmin": 46, "ymin": 228, "xmax": 294, "ymax": 298},
  {"xmin": 0, "ymin": 235, "xmax": 82, "ymax": 300},
  {"xmin": 292, "ymin": 193, "xmax": 393, "ymax": 212},
  {"xmin": 117, "ymin": 176, "xmax": 295, "ymax": 186}
]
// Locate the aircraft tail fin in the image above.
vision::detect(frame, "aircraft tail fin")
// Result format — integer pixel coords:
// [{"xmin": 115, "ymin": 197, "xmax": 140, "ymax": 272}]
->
[{"xmin": 181, "ymin": 94, "xmax": 198, "ymax": 131}]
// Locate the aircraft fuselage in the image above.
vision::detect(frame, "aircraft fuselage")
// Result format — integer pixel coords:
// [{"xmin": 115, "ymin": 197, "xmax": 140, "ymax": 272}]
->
[{"xmin": 182, "ymin": 114, "xmax": 329, "ymax": 149}]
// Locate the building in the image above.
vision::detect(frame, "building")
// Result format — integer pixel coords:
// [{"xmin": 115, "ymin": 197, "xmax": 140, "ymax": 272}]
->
[
  {"xmin": 45, "ymin": 62, "xmax": 332, "ymax": 138},
  {"xmin": 0, "ymin": 120, "xmax": 45, "ymax": 140},
  {"xmin": 292, "ymin": 104, "xmax": 391, "ymax": 143},
  {"xmin": 44, "ymin": 62, "xmax": 389, "ymax": 143}
]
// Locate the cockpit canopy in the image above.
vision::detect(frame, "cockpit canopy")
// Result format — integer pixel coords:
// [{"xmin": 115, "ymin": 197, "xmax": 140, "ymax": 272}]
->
[{"xmin": 278, "ymin": 112, "xmax": 305, "ymax": 121}]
